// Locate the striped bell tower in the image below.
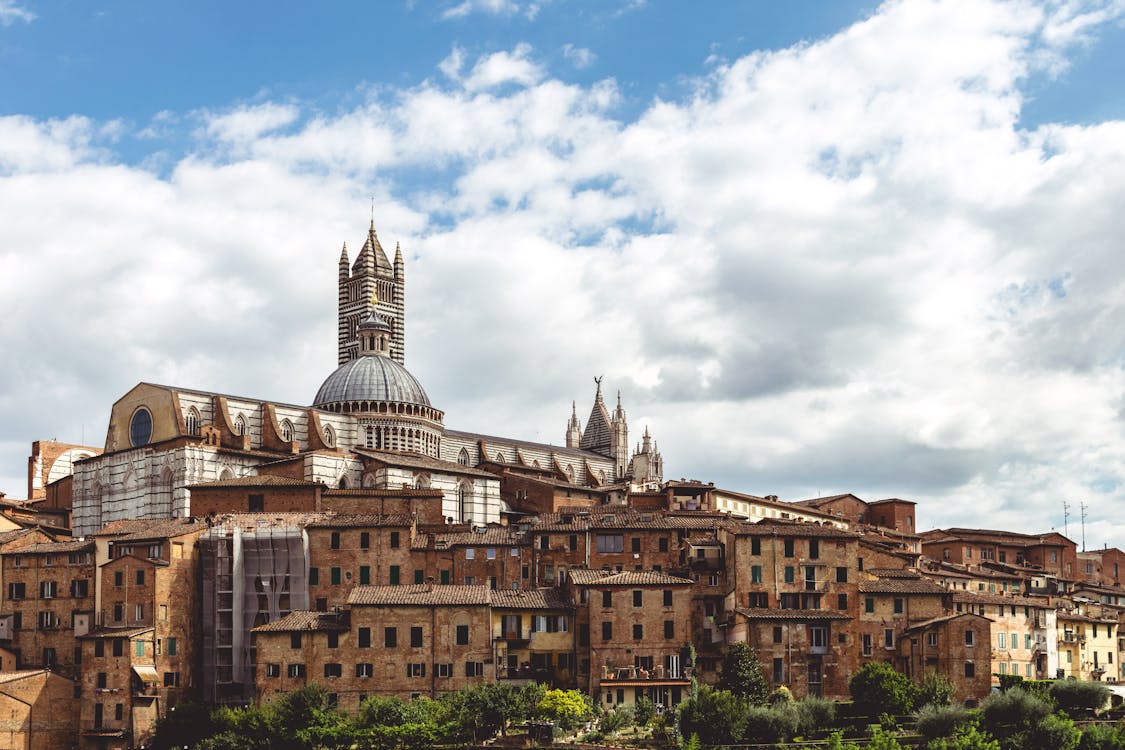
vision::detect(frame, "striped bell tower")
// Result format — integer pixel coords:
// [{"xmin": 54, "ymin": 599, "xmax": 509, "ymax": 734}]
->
[{"xmin": 337, "ymin": 219, "xmax": 405, "ymax": 365}]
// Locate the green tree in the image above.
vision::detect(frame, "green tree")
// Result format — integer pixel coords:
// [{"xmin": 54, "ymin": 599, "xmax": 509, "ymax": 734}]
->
[
  {"xmin": 918, "ymin": 671, "xmax": 956, "ymax": 708},
  {"xmin": 926, "ymin": 723, "xmax": 1001, "ymax": 750},
  {"xmin": 849, "ymin": 662, "xmax": 919, "ymax": 718},
  {"xmin": 718, "ymin": 642, "xmax": 770, "ymax": 705},
  {"xmin": 147, "ymin": 702, "xmax": 219, "ymax": 750},
  {"xmin": 537, "ymin": 689, "xmax": 593, "ymax": 731},
  {"xmin": 979, "ymin": 687, "xmax": 1055, "ymax": 750},
  {"xmin": 1078, "ymin": 722, "xmax": 1125, "ymax": 750},
  {"xmin": 915, "ymin": 703, "xmax": 974, "ymax": 741},
  {"xmin": 677, "ymin": 685, "xmax": 747, "ymax": 747},
  {"xmin": 356, "ymin": 694, "xmax": 410, "ymax": 728},
  {"xmin": 1049, "ymin": 680, "xmax": 1111, "ymax": 718},
  {"xmin": 634, "ymin": 696, "xmax": 657, "ymax": 727}
]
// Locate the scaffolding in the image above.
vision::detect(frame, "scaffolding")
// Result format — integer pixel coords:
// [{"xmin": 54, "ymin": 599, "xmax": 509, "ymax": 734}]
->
[{"xmin": 200, "ymin": 520, "xmax": 310, "ymax": 705}]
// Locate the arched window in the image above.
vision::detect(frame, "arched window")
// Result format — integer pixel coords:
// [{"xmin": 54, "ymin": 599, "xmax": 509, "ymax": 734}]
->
[
  {"xmin": 129, "ymin": 408, "xmax": 153, "ymax": 448},
  {"xmin": 494, "ymin": 452, "xmax": 505, "ymax": 463},
  {"xmin": 565, "ymin": 465, "xmax": 575, "ymax": 482},
  {"xmin": 458, "ymin": 483, "xmax": 472, "ymax": 524},
  {"xmin": 219, "ymin": 468, "xmax": 234, "ymax": 481},
  {"xmin": 279, "ymin": 419, "xmax": 294, "ymax": 442},
  {"xmin": 234, "ymin": 414, "xmax": 246, "ymax": 436},
  {"xmin": 185, "ymin": 407, "xmax": 200, "ymax": 437},
  {"xmin": 323, "ymin": 425, "xmax": 335, "ymax": 448},
  {"xmin": 415, "ymin": 473, "xmax": 431, "ymax": 490},
  {"xmin": 338, "ymin": 477, "xmax": 348, "ymax": 489},
  {"xmin": 457, "ymin": 447, "xmax": 470, "ymax": 466},
  {"xmin": 365, "ymin": 426, "xmax": 374, "ymax": 449}
]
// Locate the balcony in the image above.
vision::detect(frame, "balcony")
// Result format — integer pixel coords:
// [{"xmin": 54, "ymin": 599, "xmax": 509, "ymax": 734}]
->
[
  {"xmin": 601, "ymin": 665, "xmax": 692, "ymax": 684},
  {"xmin": 81, "ymin": 722, "xmax": 126, "ymax": 737},
  {"xmin": 496, "ymin": 629, "xmax": 531, "ymax": 646},
  {"xmin": 498, "ymin": 665, "xmax": 559, "ymax": 683},
  {"xmin": 1062, "ymin": 632, "xmax": 1086, "ymax": 644}
]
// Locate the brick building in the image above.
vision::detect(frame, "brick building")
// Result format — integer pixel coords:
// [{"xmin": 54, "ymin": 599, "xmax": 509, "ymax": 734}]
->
[
  {"xmin": 77, "ymin": 626, "xmax": 159, "ymax": 750},
  {"xmin": 0, "ymin": 668, "xmax": 79, "ymax": 750},
  {"xmin": 490, "ymin": 588, "xmax": 575, "ymax": 686},
  {"xmin": 898, "ymin": 613, "xmax": 993, "ymax": 704}
]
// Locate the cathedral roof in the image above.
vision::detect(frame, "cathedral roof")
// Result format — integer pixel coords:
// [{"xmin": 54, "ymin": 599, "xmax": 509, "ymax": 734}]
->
[
  {"xmin": 313, "ymin": 355, "xmax": 431, "ymax": 407},
  {"xmin": 579, "ymin": 386, "xmax": 612, "ymax": 453}
]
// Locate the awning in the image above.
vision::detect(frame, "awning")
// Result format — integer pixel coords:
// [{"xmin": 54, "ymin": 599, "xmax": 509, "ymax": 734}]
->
[{"xmin": 132, "ymin": 665, "xmax": 159, "ymax": 684}]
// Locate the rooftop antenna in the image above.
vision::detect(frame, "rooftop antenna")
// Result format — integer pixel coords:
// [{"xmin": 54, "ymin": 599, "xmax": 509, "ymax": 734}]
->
[
  {"xmin": 1062, "ymin": 500, "xmax": 1070, "ymax": 540},
  {"xmin": 1080, "ymin": 501, "xmax": 1088, "ymax": 552}
]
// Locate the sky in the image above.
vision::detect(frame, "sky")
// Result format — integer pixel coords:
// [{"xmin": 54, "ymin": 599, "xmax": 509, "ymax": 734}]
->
[{"xmin": 2, "ymin": 0, "xmax": 1125, "ymax": 546}]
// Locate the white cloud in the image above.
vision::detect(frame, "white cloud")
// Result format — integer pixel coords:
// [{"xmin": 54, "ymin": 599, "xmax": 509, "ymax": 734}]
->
[
  {"xmin": 563, "ymin": 43, "xmax": 596, "ymax": 69},
  {"xmin": 440, "ymin": 0, "xmax": 542, "ymax": 20},
  {"xmin": 4, "ymin": 1, "xmax": 1125, "ymax": 545},
  {"xmin": 0, "ymin": 0, "xmax": 35, "ymax": 26}
]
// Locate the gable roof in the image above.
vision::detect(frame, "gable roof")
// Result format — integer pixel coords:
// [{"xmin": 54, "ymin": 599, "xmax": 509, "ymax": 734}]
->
[{"xmin": 348, "ymin": 584, "xmax": 491, "ymax": 607}]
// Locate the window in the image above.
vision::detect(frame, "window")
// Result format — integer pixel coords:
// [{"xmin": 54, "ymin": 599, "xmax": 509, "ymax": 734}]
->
[
  {"xmin": 95, "ymin": 640, "xmax": 104, "ymax": 657},
  {"xmin": 359, "ymin": 566, "xmax": 370, "ymax": 585},
  {"xmin": 810, "ymin": 626, "xmax": 827, "ymax": 648},
  {"xmin": 408, "ymin": 663, "xmax": 425, "ymax": 677},
  {"xmin": 663, "ymin": 590, "xmax": 673, "ymax": 606},
  {"xmin": 884, "ymin": 629, "xmax": 895, "ymax": 649},
  {"xmin": 327, "ymin": 632, "xmax": 339, "ymax": 649},
  {"xmin": 596, "ymin": 534, "xmax": 624, "ymax": 553},
  {"xmin": 465, "ymin": 661, "xmax": 484, "ymax": 677},
  {"xmin": 928, "ymin": 631, "xmax": 939, "ymax": 647},
  {"xmin": 836, "ymin": 567, "xmax": 848, "ymax": 583},
  {"xmin": 96, "ymin": 672, "xmax": 108, "ymax": 688},
  {"xmin": 358, "ymin": 628, "xmax": 371, "ymax": 648},
  {"xmin": 113, "ymin": 603, "xmax": 123, "ymax": 622},
  {"xmin": 280, "ymin": 419, "xmax": 294, "ymax": 442},
  {"xmin": 773, "ymin": 658, "xmax": 784, "ymax": 683},
  {"xmin": 780, "ymin": 593, "xmax": 800, "ymax": 609},
  {"xmin": 964, "ymin": 630, "xmax": 975, "ymax": 646},
  {"xmin": 664, "ymin": 620, "xmax": 675, "ymax": 639},
  {"xmin": 135, "ymin": 603, "xmax": 144, "ymax": 622},
  {"xmin": 411, "ymin": 626, "xmax": 423, "ymax": 648},
  {"xmin": 288, "ymin": 663, "xmax": 306, "ymax": 678},
  {"xmin": 602, "ymin": 622, "xmax": 613, "ymax": 641},
  {"xmin": 186, "ymin": 408, "xmax": 200, "ymax": 436},
  {"xmin": 164, "ymin": 672, "xmax": 180, "ymax": 687},
  {"xmin": 633, "ymin": 624, "xmax": 644, "ymax": 640},
  {"xmin": 458, "ymin": 448, "xmax": 470, "ymax": 465},
  {"xmin": 837, "ymin": 593, "xmax": 848, "ymax": 610},
  {"xmin": 465, "ymin": 548, "xmax": 475, "ymax": 560},
  {"xmin": 167, "ymin": 637, "xmax": 177, "ymax": 656},
  {"xmin": 894, "ymin": 598, "xmax": 904, "ymax": 614},
  {"xmin": 864, "ymin": 597, "xmax": 875, "ymax": 614},
  {"xmin": 330, "ymin": 532, "xmax": 340, "ymax": 550},
  {"xmin": 964, "ymin": 662, "xmax": 975, "ymax": 677},
  {"xmin": 997, "ymin": 632, "xmax": 1006, "ymax": 649},
  {"xmin": 360, "ymin": 532, "xmax": 370, "ymax": 549},
  {"xmin": 435, "ymin": 663, "xmax": 453, "ymax": 678},
  {"xmin": 308, "ymin": 567, "xmax": 320, "ymax": 586},
  {"xmin": 355, "ymin": 663, "xmax": 373, "ymax": 678},
  {"xmin": 385, "ymin": 628, "xmax": 398, "ymax": 647},
  {"xmin": 487, "ymin": 547, "xmax": 496, "ymax": 560},
  {"xmin": 115, "ymin": 703, "xmax": 123, "ymax": 721},
  {"xmin": 130, "ymin": 408, "xmax": 153, "ymax": 447},
  {"xmin": 234, "ymin": 414, "xmax": 246, "ymax": 435},
  {"xmin": 42, "ymin": 647, "xmax": 56, "ymax": 665},
  {"xmin": 114, "ymin": 571, "xmax": 124, "ymax": 587},
  {"xmin": 633, "ymin": 590, "xmax": 643, "ymax": 607},
  {"xmin": 40, "ymin": 580, "xmax": 57, "ymax": 598},
  {"xmin": 389, "ymin": 531, "xmax": 400, "ymax": 549},
  {"xmin": 456, "ymin": 625, "xmax": 469, "ymax": 645},
  {"xmin": 747, "ymin": 592, "xmax": 768, "ymax": 608},
  {"xmin": 752, "ymin": 565, "xmax": 763, "ymax": 584},
  {"xmin": 6, "ymin": 582, "xmax": 24, "ymax": 600},
  {"xmin": 773, "ymin": 626, "xmax": 784, "ymax": 644},
  {"xmin": 324, "ymin": 663, "xmax": 342, "ymax": 678},
  {"xmin": 389, "ymin": 566, "xmax": 400, "ymax": 585},
  {"xmin": 330, "ymin": 567, "xmax": 341, "ymax": 585},
  {"xmin": 602, "ymin": 591, "xmax": 612, "ymax": 608},
  {"xmin": 631, "ymin": 537, "xmax": 641, "ymax": 553},
  {"xmin": 808, "ymin": 540, "xmax": 819, "ymax": 559},
  {"xmin": 784, "ymin": 566, "xmax": 795, "ymax": 583},
  {"xmin": 659, "ymin": 537, "xmax": 669, "ymax": 552},
  {"xmin": 784, "ymin": 539, "xmax": 795, "ymax": 557},
  {"xmin": 751, "ymin": 537, "xmax": 761, "ymax": 555},
  {"xmin": 290, "ymin": 633, "xmax": 302, "ymax": 649}
]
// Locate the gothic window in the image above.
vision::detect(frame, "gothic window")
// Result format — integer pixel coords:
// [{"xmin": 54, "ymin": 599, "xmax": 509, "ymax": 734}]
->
[
  {"xmin": 219, "ymin": 468, "xmax": 234, "ymax": 481},
  {"xmin": 458, "ymin": 483, "xmax": 471, "ymax": 524},
  {"xmin": 565, "ymin": 465, "xmax": 575, "ymax": 481},
  {"xmin": 323, "ymin": 425, "xmax": 335, "ymax": 448},
  {"xmin": 458, "ymin": 448, "xmax": 470, "ymax": 466},
  {"xmin": 279, "ymin": 419, "xmax": 294, "ymax": 442},
  {"xmin": 185, "ymin": 407, "xmax": 200, "ymax": 436},
  {"xmin": 129, "ymin": 408, "xmax": 153, "ymax": 447},
  {"xmin": 234, "ymin": 414, "xmax": 246, "ymax": 436},
  {"xmin": 494, "ymin": 452, "xmax": 505, "ymax": 463},
  {"xmin": 365, "ymin": 427, "xmax": 374, "ymax": 449},
  {"xmin": 415, "ymin": 473, "xmax": 431, "ymax": 490}
]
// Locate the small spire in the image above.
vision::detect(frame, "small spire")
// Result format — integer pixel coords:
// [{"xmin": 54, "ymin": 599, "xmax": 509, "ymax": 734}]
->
[
  {"xmin": 572, "ymin": 400, "xmax": 577, "ymax": 418},
  {"xmin": 370, "ymin": 196, "xmax": 375, "ymax": 229},
  {"xmin": 617, "ymin": 390, "xmax": 622, "ymax": 408}
]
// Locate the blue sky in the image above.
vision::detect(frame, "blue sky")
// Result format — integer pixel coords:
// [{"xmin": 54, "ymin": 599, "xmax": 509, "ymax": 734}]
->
[{"xmin": 3, "ymin": 0, "xmax": 1125, "ymax": 544}]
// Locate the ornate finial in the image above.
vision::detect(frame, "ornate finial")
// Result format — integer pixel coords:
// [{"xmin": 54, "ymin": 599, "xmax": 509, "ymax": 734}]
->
[
  {"xmin": 370, "ymin": 197, "xmax": 375, "ymax": 230},
  {"xmin": 617, "ymin": 390, "xmax": 622, "ymax": 407},
  {"xmin": 594, "ymin": 375, "xmax": 603, "ymax": 393}
]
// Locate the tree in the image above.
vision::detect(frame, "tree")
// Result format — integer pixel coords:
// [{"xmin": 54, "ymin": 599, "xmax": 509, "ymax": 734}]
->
[
  {"xmin": 849, "ymin": 662, "xmax": 919, "ymax": 718},
  {"xmin": 978, "ymin": 687, "xmax": 1054, "ymax": 750},
  {"xmin": 915, "ymin": 703, "xmax": 974, "ymax": 741},
  {"xmin": 537, "ymin": 689, "xmax": 593, "ymax": 731},
  {"xmin": 718, "ymin": 642, "xmax": 770, "ymax": 705},
  {"xmin": 634, "ymin": 696, "xmax": 657, "ymax": 727},
  {"xmin": 918, "ymin": 671, "xmax": 956, "ymax": 708},
  {"xmin": 1049, "ymin": 680, "xmax": 1111, "ymax": 718},
  {"xmin": 677, "ymin": 685, "xmax": 748, "ymax": 747},
  {"xmin": 147, "ymin": 702, "xmax": 220, "ymax": 750}
]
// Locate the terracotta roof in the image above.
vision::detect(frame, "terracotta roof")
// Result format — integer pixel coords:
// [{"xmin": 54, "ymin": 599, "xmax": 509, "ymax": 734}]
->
[
  {"xmin": 188, "ymin": 474, "xmax": 320, "ymax": 489},
  {"xmin": 952, "ymin": 591, "xmax": 1051, "ymax": 607},
  {"xmin": 323, "ymin": 488, "xmax": 443, "ymax": 498},
  {"xmin": 731, "ymin": 522, "xmax": 858, "ymax": 538},
  {"xmin": 867, "ymin": 568, "xmax": 919, "ymax": 578},
  {"xmin": 904, "ymin": 613, "xmax": 990, "ymax": 632},
  {"xmin": 869, "ymin": 498, "xmax": 916, "ymax": 506},
  {"xmin": 0, "ymin": 529, "xmax": 41, "ymax": 546},
  {"xmin": 490, "ymin": 588, "xmax": 571, "ymax": 610},
  {"xmin": 532, "ymin": 510, "xmax": 721, "ymax": 533},
  {"xmin": 734, "ymin": 607, "xmax": 851, "ymax": 621},
  {"xmin": 859, "ymin": 578, "xmax": 949, "ymax": 595},
  {"xmin": 434, "ymin": 527, "xmax": 523, "ymax": 546},
  {"xmin": 10, "ymin": 540, "xmax": 94, "ymax": 555},
  {"xmin": 306, "ymin": 514, "xmax": 413, "ymax": 529},
  {"xmin": 354, "ymin": 448, "xmax": 498, "ymax": 479},
  {"xmin": 78, "ymin": 626, "xmax": 154, "ymax": 640},
  {"xmin": 567, "ymin": 569, "xmax": 693, "ymax": 586},
  {"xmin": 791, "ymin": 493, "xmax": 863, "ymax": 509},
  {"xmin": 252, "ymin": 610, "xmax": 350, "ymax": 633},
  {"xmin": 348, "ymin": 584, "xmax": 491, "ymax": 607},
  {"xmin": 444, "ymin": 428, "xmax": 611, "ymax": 463},
  {"xmin": 0, "ymin": 669, "xmax": 57, "ymax": 684},
  {"xmin": 95, "ymin": 518, "xmax": 208, "ymax": 541}
]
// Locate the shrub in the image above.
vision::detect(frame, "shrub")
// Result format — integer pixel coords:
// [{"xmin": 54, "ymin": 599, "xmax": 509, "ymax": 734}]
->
[
  {"xmin": 995, "ymin": 674, "xmax": 1025, "ymax": 693},
  {"xmin": 796, "ymin": 695, "xmax": 837, "ymax": 737},
  {"xmin": 1030, "ymin": 711, "xmax": 1080, "ymax": 750},
  {"xmin": 1050, "ymin": 680, "xmax": 1111, "ymax": 718},
  {"xmin": 600, "ymin": 705, "xmax": 633, "ymax": 733},
  {"xmin": 634, "ymin": 696, "xmax": 657, "ymax": 727},
  {"xmin": 537, "ymin": 689, "xmax": 593, "ymax": 731},
  {"xmin": 718, "ymin": 642, "xmax": 770, "ymax": 705},
  {"xmin": 918, "ymin": 671, "xmax": 956, "ymax": 707},
  {"xmin": 915, "ymin": 703, "xmax": 975, "ymax": 741},
  {"xmin": 677, "ymin": 685, "xmax": 747, "ymax": 747},
  {"xmin": 768, "ymin": 685, "xmax": 794, "ymax": 705},
  {"xmin": 1078, "ymin": 723, "xmax": 1125, "ymax": 750},
  {"xmin": 850, "ymin": 662, "xmax": 919, "ymax": 718},
  {"xmin": 926, "ymin": 723, "xmax": 1001, "ymax": 750},
  {"xmin": 979, "ymin": 687, "xmax": 1052, "ymax": 740},
  {"xmin": 741, "ymin": 703, "xmax": 799, "ymax": 744}
]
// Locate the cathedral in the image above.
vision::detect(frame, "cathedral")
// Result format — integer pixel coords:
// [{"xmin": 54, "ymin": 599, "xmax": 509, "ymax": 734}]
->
[{"xmin": 70, "ymin": 220, "xmax": 663, "ymax": 537}]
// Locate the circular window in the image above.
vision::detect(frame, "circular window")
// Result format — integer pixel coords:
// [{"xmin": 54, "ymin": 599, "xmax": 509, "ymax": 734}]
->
[{"xmin": 130, "ymin": 408, "xmax": 153, "ymax": 447}]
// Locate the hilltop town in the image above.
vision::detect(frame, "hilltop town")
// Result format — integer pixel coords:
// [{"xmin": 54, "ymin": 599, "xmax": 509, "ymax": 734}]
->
[{"xmin": 0, "ymin": 222, "xmax": 1120, "ymax": 749}]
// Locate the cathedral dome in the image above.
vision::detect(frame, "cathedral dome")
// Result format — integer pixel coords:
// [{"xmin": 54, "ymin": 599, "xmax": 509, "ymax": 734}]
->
[{"xmin": 313, "ymin": 355, "xmax": 431, "ymax": 408}]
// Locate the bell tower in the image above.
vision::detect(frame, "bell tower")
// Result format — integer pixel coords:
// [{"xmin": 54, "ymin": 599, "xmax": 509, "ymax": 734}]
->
[{"xmin": 337, "ymin": 219, "xmax": 406, "ymax": 365}]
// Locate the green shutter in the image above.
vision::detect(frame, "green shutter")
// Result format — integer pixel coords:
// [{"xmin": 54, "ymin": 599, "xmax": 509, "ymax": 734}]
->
[
  {"xmin": 414, "ymin": 569, "xmax": 424, "ymax": 584},
  {"xmin": 390, "ymin": 566, "xmax": 401, "ymax": 585},
  {"xmin": 167, "ymin": 637, "xmax": 177, "ymax": 656},
  {"xmin": 331, "ymin": 567, "xmax": 341, "ymax": 585},
  {"xmin": 440, "ymin": 570, "xmax": 450, "ymax": 584},
  {"xmin": 359, "ymin": 566, "xmax": 371, "ymax": 585}
]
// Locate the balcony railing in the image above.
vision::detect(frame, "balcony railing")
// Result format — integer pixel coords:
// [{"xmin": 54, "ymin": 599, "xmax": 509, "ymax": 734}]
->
[
  {"xmin": 1062, "ymin": 632, "xmax": 1086, "ymax": 644},
  {"xmin": 601, "ymin": 665, "xmax": 691, "ymax": 682}
]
